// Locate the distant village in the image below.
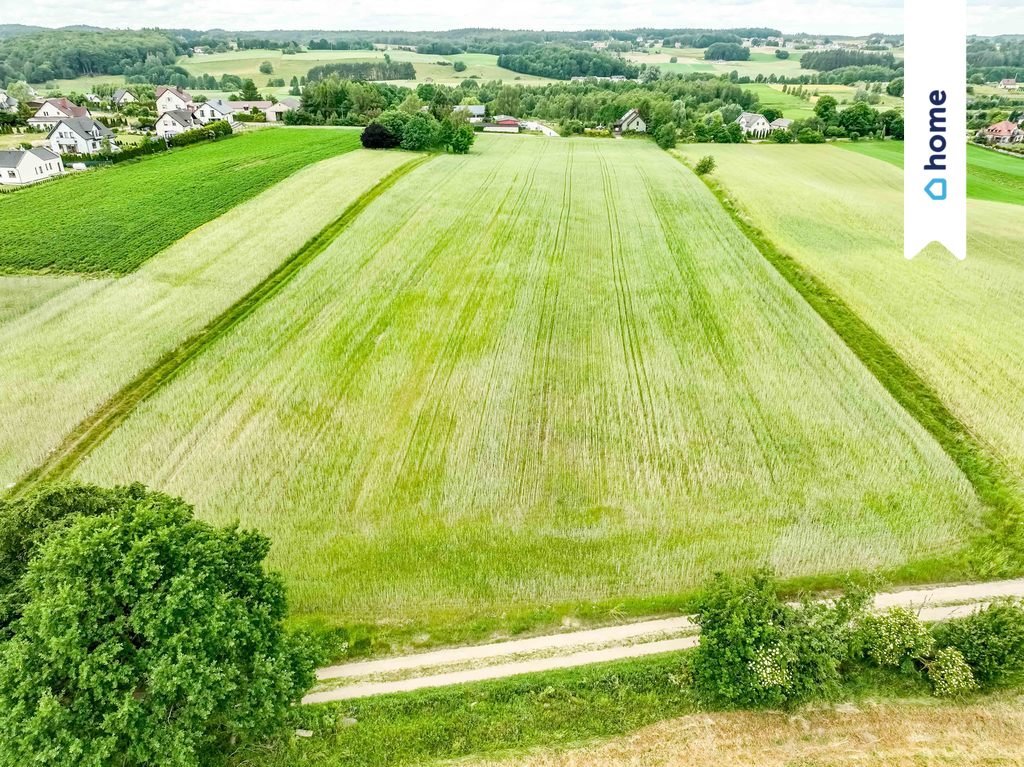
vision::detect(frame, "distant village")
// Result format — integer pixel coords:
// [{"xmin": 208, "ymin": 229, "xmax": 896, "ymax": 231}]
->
[{"xmin": 0, "ymin": 85, "xmax": 299, "ymax": 186}]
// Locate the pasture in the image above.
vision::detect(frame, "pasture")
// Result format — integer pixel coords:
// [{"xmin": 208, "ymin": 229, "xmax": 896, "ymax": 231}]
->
[
  {"xmin": 75, "ymin": 136, "xmax": 979, "ymax": 629},
  {"xmin": 743, "ymin": 83, "xmax": 817, "ymax": 119},
  {"xmin": 0, "ymin": 147, "xmax": 416, "ymax": 489},
  {"xmin": 674, "ymin": 142, "xmax": 1024, "ymax": 490},
  {"xmin": 839, "ymin": 141, "xmax": 1024, "ymax": 207},
  {"xmin": 0, "ymin": 128, "xmax": 362, "ymax": 273},
  {"xmin": 628, "ymin": 47, "xmax": 809, "ymax": 79}
]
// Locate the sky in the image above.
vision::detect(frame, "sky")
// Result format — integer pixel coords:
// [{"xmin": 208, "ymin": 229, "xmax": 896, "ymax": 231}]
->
[{"xmin": 0, "ymin": 0, "xmax": 1020, "ymax": 37}]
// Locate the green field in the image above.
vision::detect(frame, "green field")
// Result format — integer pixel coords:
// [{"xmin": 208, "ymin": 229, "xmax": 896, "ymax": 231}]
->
[
  {"xmin": 742, "ymin": 83, "xmax": 818, "ymax": 119},
  {"xmin": 628, "ymin": 47, "xmax": 810, "ymax": 80},
  {"xmin": 69, "ymin": 136, "xmax": 980, "ymax": 630},
  {"xmin": 839, "ymin": 141, "xmax": 1024, "ymax": 207},
  {"xmin": 674, "ymin": 143, "xmax": 1024, "ymax": 493},
  {"xmin": 0, "ymin": 128, "xmax": 369, "ymax": 274},
  {"xmin": 0, "ymin": 146, "xmax": 416, "ymax": 490}
]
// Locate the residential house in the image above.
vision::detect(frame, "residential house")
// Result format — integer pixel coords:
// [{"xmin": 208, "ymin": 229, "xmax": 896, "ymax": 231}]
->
[
  {"xmin": 735, "ymin": 111, "xmax": 772, "ymax": 138},
  {"xmin": 155, "ymin": 86, "xmax": 193, "ymax": 114},
  {"xmin": 0, "ymin": 90, "xmax": 18, "ymax": 113},
  {"xmin": 770, "ymin": 117, "xmax": 793, "ymax": 131},
  {"xmin": 193, "ymin": 98, "xmax": 235, "ymax": 124},
  {"xmin": 112, "ymin": 88, "xmax": 137, "ymax": 108},
  {"xmin": 0, "ymin": 148, "xmax": 64, "ymax": 185},
  {"xmin": 614, "ymin": 108, "xmax": 646, "ymax": 134},
  {"xmin": 264, "ymin": 98, "xmax": 300, "ymax": 122},
  {"xmin": 27, "ymin": 98, "xmax": 90, "ymax": 130},
  {"xmin": 84, "ymin": 93, "xmax": 102, "ymax": 104},
  {"xmin": 155, "ymin": 109, "xmax": 200, "ymax": 137},
  {"xmin": 493, "ymin": 115, "xmax": 520, "ymax": 127},
  {"xmin": 982, "ymin": 120, "xmax": 1024, "ymax": 144},
  {"xmin": 998, "ymin": 78, "xmax": 1018, "ymax": 90},
  {"xmin": 453, "ymin": 104, "xmax": 486, "ymax": 123},
  {"xmin": 47, "ymin": 117, "xmax": 117, "ymax": 155},
  {"xmin": 228, "ymin": 100, "xmax": 274, "ymax": 120}
]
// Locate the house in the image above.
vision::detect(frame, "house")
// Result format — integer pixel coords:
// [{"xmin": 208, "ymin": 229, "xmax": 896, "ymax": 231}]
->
[
  {"xmin": 0, "ymin": 148, "xmax": 64, "ymax": 185},
  {"xmin": 609, "ymin": 75, "xmax": 627, "ymax": 82},
  {"xmin": 112, "ymin": 88, "xmax": 137, "ymax": 107},
  {"xmin": 982, "ymin": 120, "xmax": 1024, "ymax": 144},
  {"xmin": 263, "ymin": 98, "xmax": 300, "ymax": 122},
  {"xmin": 614, "ymin": 108, "xmax": 646, "ymax": 134},
  {"xmin": 228, "ymin": 100, "xmax": 275, "ymax": 119},
  {"xmin": 770, "ymin": 117, "xmax": 793, "ymax": 131},
  {"xmin": 155, "ymin": 109, "xmax": 200, "ymax": 138},
  {"xmin": 47, "ymin": 117, "xmax": 117, "ymax": 155},
  {"xmin": 27, "ymin": 98, "xmax": 90, "ymax": 130},
  {"xmin": 998, "ymin": 79, "xmax": 1018, "ymax": 90},
  {"xmin": 0, "ymin": 90, "xmax": 18, "ymax": 113},
  {"xmin": 155, "ymin": 86, "xmax": 193, "ymax": 114},
  {"xmin": 84, "ymin": 93, "xmax": 102, "ymax": 104},
  {"xmin": 193, "ymin": 98, "xmax": 235, "ymax": 124},
  {"xmin": 735, "ymin": 111, "xmax": 772, "ymax": 138},
  {"xmin": 493, "ymin": 115, "xmax": 520, "ymax": 127},
  {"xmin": 453, "ymin": 104, "xmax": 486, "ymax": 123}
]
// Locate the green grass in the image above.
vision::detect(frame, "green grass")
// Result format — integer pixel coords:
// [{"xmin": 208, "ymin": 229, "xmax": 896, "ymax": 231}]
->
[
  {"xmin": 674, "ymin": 143, "xmax": 1024, "ymax": 566},
  {"xmin": 629, "ymin": 47, "xmax": 809, "ymax": 79},
  {"xmin": 839, "ymin": 141, "xmax": 1024, "ymax": 207},
  {"xmin": 742, "ymin": 83, "xmax": 818, "ymax": 120},
  {"xmin": 73, "ymin": 136, "xmax": 980, "ymax": 638},
  {"xmin": 0, "ymin": 147, "xmax": 417, "ymax": 490},
  {"xmin": 0, "ymin": 128, "xmax": 363, "ymax": 274}
]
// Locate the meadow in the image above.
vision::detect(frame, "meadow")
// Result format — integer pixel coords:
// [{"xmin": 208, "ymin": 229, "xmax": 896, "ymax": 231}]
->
[
  {"xmin": 840, "ymin": 140, "xmax": 1024, "ymax": 207},
  {"xmin": 0, "ymin": 147, "xmax": 416, "ymax": 489},
  {"xmin": 627, "ymin": 47, "xmax": 810, "ymax": 80},
  {"xmin": 0, "ymin": 128, "xmax": 366, "ymax": 274},
  {"xmin": 674, "ymin": 143, "xmax": 1024, "ymax": 494},
  {"xmin": 75, "ymin": 136, "xmax": 980, "ymax": 630}
]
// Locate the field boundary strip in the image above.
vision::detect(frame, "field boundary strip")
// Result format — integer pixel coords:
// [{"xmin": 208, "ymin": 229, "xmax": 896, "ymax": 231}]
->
[
  {"xmin": 676, "ymin": 154, "xmax": 1024, "ymax": 576},
  {"xmin": 8, "ymin": 154, "xmax": 434, "ymax": 497}
]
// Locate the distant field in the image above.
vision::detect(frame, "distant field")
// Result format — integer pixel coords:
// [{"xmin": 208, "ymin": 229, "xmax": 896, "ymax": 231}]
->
[
  {"xmin": 0, "ymin": 128, "xmax": 362, "ymax": 273},
  {"xmin": 0, "ymin": 147, "xmax": 416, "ymax": 488},
  {"xmin": 674, "ymin": 142, "xmax": 1024, "ymax": 487},
  {"xmin": 76, "ymin": 136, "xmax": 979, "ymax": 627},
  {"xmin": 742, "ymin": 83, "xmax": 817, "ymax": 119},
  {"xmin": 839, "ymin": 141, "xmax": 1024, "ymax": 206},
  {"xmin": 628, "ymin": 46, "xmax": 810, "ymax": 79}
]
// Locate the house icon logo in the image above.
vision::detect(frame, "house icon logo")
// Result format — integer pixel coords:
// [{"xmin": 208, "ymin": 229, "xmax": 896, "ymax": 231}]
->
[{"xmin": 925, "ymin": 178, "xmax": 947, "ymax": 201}]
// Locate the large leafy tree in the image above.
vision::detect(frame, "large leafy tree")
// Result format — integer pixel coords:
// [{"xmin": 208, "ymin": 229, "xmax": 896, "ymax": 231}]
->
[{"xmin": 0, "ymin": 486, "xmax": 314, "ymax": 767}]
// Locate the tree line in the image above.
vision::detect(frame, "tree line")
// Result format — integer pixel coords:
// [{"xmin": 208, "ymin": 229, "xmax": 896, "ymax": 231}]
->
[
  {"xmin": 306, "ymin": 58, "xmax": 416, "ymax": 82},
  {"xmin": 497, "ymin": 46, "xmax": 640, "ymax": 80}
]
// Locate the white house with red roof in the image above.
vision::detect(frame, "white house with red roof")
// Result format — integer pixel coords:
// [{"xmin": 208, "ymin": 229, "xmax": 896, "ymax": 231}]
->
[
  {"xmin": 998, "ymin": 78, "xmax": 1018, "ymax": 90},
  {"xmin": 27, "ymin": 98, "xmax": 91, "ymax": 130},
  {"xmin": 982, "ymin": 120, "xmax": 1024, "ymax": 144}
]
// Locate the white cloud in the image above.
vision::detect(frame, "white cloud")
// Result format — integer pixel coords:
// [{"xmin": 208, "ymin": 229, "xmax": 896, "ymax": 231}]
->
[{"xmin": 0, "ymin": 0, "xmax": 1020, "ymax": 36}]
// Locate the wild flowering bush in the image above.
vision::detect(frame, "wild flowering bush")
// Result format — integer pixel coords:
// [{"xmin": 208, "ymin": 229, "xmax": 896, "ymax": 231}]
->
[
  {"xmin": 932, "ymin": 601, "xmax": 1024, "ymax": 687},
  {"xmin": 859, "ymin": 607, "xmax": 935, "ymax": 668},
  {"xmin": 928, "ymin": 648, "xmax": 978, "ymax": 698}
]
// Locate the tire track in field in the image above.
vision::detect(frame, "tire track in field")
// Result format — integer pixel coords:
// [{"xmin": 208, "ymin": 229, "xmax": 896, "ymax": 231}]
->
[{"xmin": 8, "ymin": 155, "xmax": 434, "ymax": 497}]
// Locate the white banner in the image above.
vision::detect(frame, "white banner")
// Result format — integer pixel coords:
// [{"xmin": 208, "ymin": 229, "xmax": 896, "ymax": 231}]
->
[{"xmin": 904, "ymin": 0, "xmax": 967, "ymax": 260}]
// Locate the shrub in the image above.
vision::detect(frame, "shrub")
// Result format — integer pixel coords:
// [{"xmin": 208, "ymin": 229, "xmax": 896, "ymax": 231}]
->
[
  {"xmin": 694, "ymin": 155, "xmax": 716, "ymax": 175},
  {"xmin": 933, "ymin": 601, "xmax": 1024, "ymax": 687},
  {"xmin": 259, "ymin": 61, "xmax": 274, "ymax": 75},
  {"xmin": 559, "ymin": 118, "xmax": 584, "ymax": 136},
  {"xmin": 400, "ymin": 113, "xmax": 439, "ymax": 151},
  {"xmin": 775, "ymin": 49, "xmax": 790, "ymax": 59},
  {"xmin": 0, "ymin": 486, "xmax": 315, "ymax": 767},
  {"xmin": 453, "ymin": 61, "xmax": 467, "ymax": 72},
  {"xmin": 797, "ymin": 128, "xmax": 826, "ymax": 144},
  {"xmin": 361, "ymin": 121, "xmax": 400, "ymax": 149},
  {"xmin": 654, "ymin": 124, "xmax": 677, "ymax": 149},
  {"xmin": 770, "ymin": 129, "xmax": 794, "ymax": 143},
  {"xmin": 928, "ymin": 647, "xmax": 978, "ymax": 698},
  {"xmin": 858, "ymin": 607, "xmax": 935, "ymax": 669}
]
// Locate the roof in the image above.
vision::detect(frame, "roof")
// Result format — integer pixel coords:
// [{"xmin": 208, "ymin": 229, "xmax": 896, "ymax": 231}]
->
[
  {"xmin": 737, "ymin": 111, "xmax": 769, "ymax": 127},
  {"xmin": 227, "ymin": 100, "xmax": 274, "ymax": 110},
  {"xmin": 0, "ymin": 147, "xmax": 60, "ymax": 168},
  {"xmin": 47, "ymin": 117, "xmax": 115, "ymax": 140},
  {"xmin": 454, "ymin": 104, "xmax": 486, "ymax": 116},
  {"xmin": 159, "ymin": 109, "xmax": 197, "ymax": 127},
  {"xmin": 37, "ymin": 98, "xmax": 89, "ymax": 119},
  {"xmin": 202, "ymin": 99, "xmax": 234, "ymax": 114},
  {"xmin": 265, "ymin": 99, "xmax": 300, "ymax": 112},
  {"xmin": 1000, "ymin": 78, "xmax": 1018, "ymax": 85},
  {"xmin": 113, "ymin": 88, "xmax": 135, "ymax": 101},
  {"xmin": 493, "ymin": 114, "xmax": 518, "ymax": 122},
  {"xmin": 987, "ymin": 120, "xmax": 1021, "ymax": 134},
  {"xmin": 770, "ymin": 118, "xmax": 793, "ymax": 128},
  {"xmin": 156, "ymin": 86, "xmax": 192, "ymax": 102}
]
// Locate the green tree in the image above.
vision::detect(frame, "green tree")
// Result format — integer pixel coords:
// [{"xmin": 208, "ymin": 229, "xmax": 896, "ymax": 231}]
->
[
  {"xmin": 886, "ymin": 77, "xmax": 904, "ymax": 97},
  {"xmin": 259, "ymin": 61, "xmax": 274, "ymax": 75},
  {"xmin": 238, "ymin": 78, "xmax": 260, "ymax": 101},
  {"xmin": 453, "ymin": 60, "xmax": 467, "ymax": 72},
  {"xmin": 837, "ymin": 101, "xmax": 879, "ymax": 136},
  {"xmin": 654, "ymin": 123, "xmax": 677, "ymax": 149},
  {"xmin": 400, "ymin": 112, "xmax": 439, "ymax": 151},
  {"xmin": 0, "ymin": 487, "xmax": 314, "ymax": 767},
  {"xmin": 694, "ymin": 155, "xmax": 716, "ymax": 175},
  {"xmin": 813, "ymin": 94, "xmax": 838, "ymax": 124}
]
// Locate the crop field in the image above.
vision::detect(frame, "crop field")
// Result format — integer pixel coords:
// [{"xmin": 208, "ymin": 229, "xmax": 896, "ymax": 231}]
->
[
  {"xmin": 0, "ymin": 127, "xmax": 363, "ymax": 274},
  {"xmin": 742, "ymin": 83, "xmax": 817, "ymax": 119},
  {"xmin": 0, "ymin": 148, "xmax": 416, "ymax": 489},
  {"xmin": 674, "ymin": 142, "xmax": 1024, "ymax": 487},
  {"xmin": 839, "ymin": 141, "xmax": 1024, "ymax": 207},
  {"xmin": 628, "ymin": 47, "xmax": 809, "ymax": 79},
  {"xmin": 73, "ymin": 135, "xmax": 980, "ymax": 628}
]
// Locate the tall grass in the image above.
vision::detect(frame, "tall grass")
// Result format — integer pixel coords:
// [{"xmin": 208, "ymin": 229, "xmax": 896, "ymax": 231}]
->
[
  {"xmin": 76, "ymin": 136, "xmax": 982, "ymax": 633},
  {"xmin": 0, "ymin": 149, "xmax": 417, "ymax": 488},
  {"xmin": 0, "ymin": 128, "xmax": 362, "ymax": 274}
]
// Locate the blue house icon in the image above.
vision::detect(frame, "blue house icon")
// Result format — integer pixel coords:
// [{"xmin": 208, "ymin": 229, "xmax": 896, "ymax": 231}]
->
[{"xmin": 925, "ymin": 178, "xmax": 947, "ymax": 201}]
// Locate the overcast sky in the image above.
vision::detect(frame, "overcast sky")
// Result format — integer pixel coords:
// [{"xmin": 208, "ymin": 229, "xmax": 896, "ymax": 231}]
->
[{"xmin": 1, "ymin": 0, "xmax": 1020, "ymax": 37}]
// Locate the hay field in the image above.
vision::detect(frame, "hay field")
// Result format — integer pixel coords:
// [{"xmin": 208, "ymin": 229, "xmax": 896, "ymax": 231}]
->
[
  {"xmin": 76, "ymin": 135, "xmax": 980, "ymax": 627},
  {"xmin": 628, "ymin": 47, "xmax": 809, "ymax": 79},
  {"xmin": 0, "ymin": 148, "xmax": 416, "ymax": 488},
  {"xmin": 674, "ymin": 143, "xmax": 1024, "ymax": 485}
]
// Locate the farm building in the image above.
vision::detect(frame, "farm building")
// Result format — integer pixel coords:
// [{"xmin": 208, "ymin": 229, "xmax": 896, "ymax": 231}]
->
[
  {"xmin": 981, "ymin": 120, "xmax": 1024, "ymax": 144},
  {"xmin": 0, "ymin": 148, "xmax": 63, "ymax": 185},
  {"xmin": 770, "ymin": 117, "xmax": 793, "ymax": 131},
  {"xmin": 736, "ymin": 111, "xmax": 772, "ymax": 138},
  {"xmin": 453, "ymin": 104, "xmax": 487, "ymax": 122},
  {"xmin": 999, "ymin": 78, "xmax": 1018, "ymax": 90},
  {"xmin": 112, "ymin": 88, "xmax": 137, "ymax": 107},
  {"xmin": 156, "ymin": 86, "xmax": 194, "ymax": 115},
  {"xmin": 27, "ymin": 98, "xmax": 90, "ymax": 130},
  {"xmin": 614, "ymin": 109, "xmax": 647, "ymax": 134},
  {"xmin": 156, "ymin": 109, "xmax": 200, "ymax": 138},
  {"xmin": 0, "ymin": 90, "xmax": 18, "ymax": 113},
  {"xmin": 264, "ymin": 98, "xmax": 300, "ymax": 122},
  {"xmin": 492, "ymin": 115, "xmax": 520, "ymax": 127},
  {"xmin": 47, "ymin": 117, "xmax": 117, "ymax": 155}
]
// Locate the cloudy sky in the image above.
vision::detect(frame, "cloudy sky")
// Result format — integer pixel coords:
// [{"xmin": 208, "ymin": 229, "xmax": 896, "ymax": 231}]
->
[{"xmin": 1, "ymin": 0, "xmax": 1021, "ymax": 36}]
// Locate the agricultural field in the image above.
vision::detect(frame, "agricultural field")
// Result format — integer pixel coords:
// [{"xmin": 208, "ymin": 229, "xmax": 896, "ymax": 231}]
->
[
  {"xmin": 0, "ymin": 127, "xmax": 363, "ymax": 273},
  {"xmin": 840, "ymin": 140, "xmax": 1024, "ymax": 207},
  {"xmin": 74, "ymin": 135, "xmax": 981, "ymax": 630},
  {"xmin": 742, "ymin": 83, "xmax": 817, "ymax": 119},
  {"xmin": 0, "ymin": 147, "xmax": 416, "ymax": 489},
  {"xmin": 674, "ymin": 142, "xmax": 1024, "ymax": 489},
  {"xmin": 628, "ymin": 46, "xmax": 809, "ymax": 79}
]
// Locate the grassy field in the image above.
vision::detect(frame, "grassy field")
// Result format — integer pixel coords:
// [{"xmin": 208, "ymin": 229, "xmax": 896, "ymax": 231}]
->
[
  {"xmin": 839, "ymin": 140, "xmax": 1024, "ymax": 207},
  {"xmin": 628, "ymin": 47, "xmax": 809, "ymax": 80},
  {"xmin": 742, "ymin": 83, "xmax": 817, "ymax": 119},
  {"xmin": 674, "ymin": 143, "xmax": 1024, "ymax": 499},
  {"xmin": 0, "ymin": 128, "xmax": 368, "ymax": 274},
  {"xmin": 0, "ymin": 147, "xmax": 416, "ymax": 490},
  {"xmin": 74, "ymin": 135, "xmax": 980, "ymax": 632}
]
